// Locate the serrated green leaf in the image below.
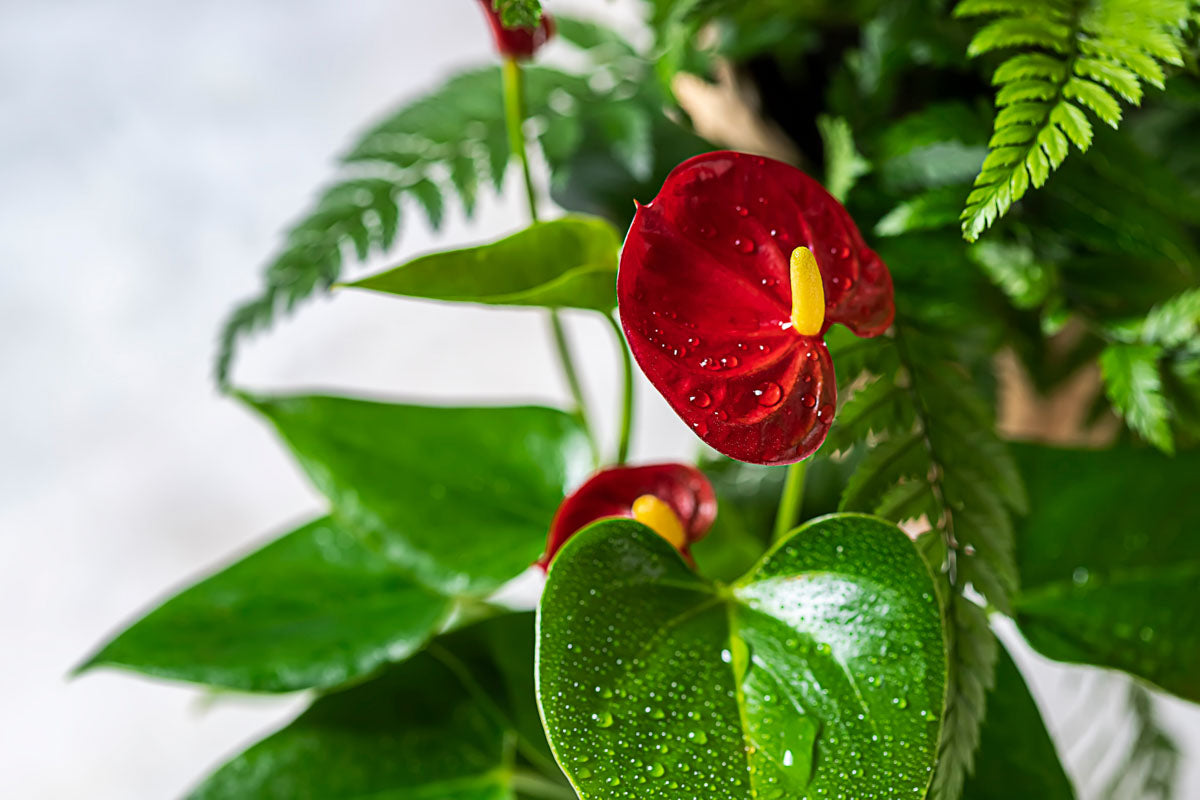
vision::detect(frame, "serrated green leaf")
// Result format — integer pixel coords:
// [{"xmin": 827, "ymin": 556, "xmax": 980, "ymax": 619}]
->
[
  {"xmin": 817, "ymin": 115, "xmax": 871, "ymax": 201},
  {"xmin": 349, "ymin": 216, "xmax": 620, "ymax": 312},
  {"xmin": 1100, "ymin": 343, "xmax": 1174, "ymax": 452},
  {"xmin": 77, "ymin": 517, "xmax": 450, "ymax": 693},
  {"xmin": 967, "ymin": 239, "xmax": 1054, "ymax": 308},
  {"xmin": 876, "ymin": 188, "xmax": 967, "ymax": 237},
  {"xmin": 244, "ymin": 394, "xmax": 592, "ymax": 595},
  {"xmin": 839, "ymin": 431, "xmax": 927, "ymax": 513},
  {"xmin": 1063, "ymin": 77, "xmax": 1122, "ymax": 126},
  {"xmin": 955, "ymin": 0, "xmax": 1191, "ymax": 240},
  {"xmin": 930, "ymin": 596, "xmax": 996, "ymax": 800},
  {"xmin": 538, "ymin": 515, "xmax": 947, "ymax": 800}
]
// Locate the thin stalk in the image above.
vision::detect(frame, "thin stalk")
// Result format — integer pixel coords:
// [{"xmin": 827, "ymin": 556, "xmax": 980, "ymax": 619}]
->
[
  {"xmin": 550, "ymin": 311, "xmax": 599, "ymax": 463},
  {"xmin": 509, "ymin": 770, "xmax": 578, "ymax": 800},
  {"xmin": 501, "ymin": 56, "xmax": 597, "ymax": 463},
  {"xmin": 501, "ymin": 57, "xmax": 539, "ymax": 223},
  {"xmin": 605, "ymin": 312, "xmax": 635, "ymax": 464},
  {"xmin": 772, "ymin": 460, "xmax": 808, "ymax": 543}
]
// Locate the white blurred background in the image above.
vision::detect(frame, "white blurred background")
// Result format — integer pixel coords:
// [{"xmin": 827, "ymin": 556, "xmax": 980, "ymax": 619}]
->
[{"xmin": 1, "ymin": 1, "xmax": 1196, "ymax": 797}]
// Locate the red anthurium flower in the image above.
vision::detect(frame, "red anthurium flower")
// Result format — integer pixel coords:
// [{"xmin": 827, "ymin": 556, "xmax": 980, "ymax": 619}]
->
[
  {"xmin": 477, "ymin": 1, "xmax": 554, "ymax": 60},
  {"xmin": 538, "ymin": 463, "xmax": 716, "ymax": 569},
  {"xmin": 618, "ymin": 150, "xmax": 894, "ymax": 466}
]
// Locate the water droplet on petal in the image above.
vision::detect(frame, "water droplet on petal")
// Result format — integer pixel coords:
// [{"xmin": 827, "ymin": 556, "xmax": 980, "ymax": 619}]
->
[
  {"xmin": 733, "ymin": 237, "xmax": 756, "ymax": 254},
  {"xmin": 688, "ymin": 391, "xmax": 712, "ymax": 409},
  {"xmin": 801, "ymin": 393, "xmax": 816, "ymax": 408},
  {"xmin": 755, "ymin": 382, "xmax": 783, "ymax": 407},
  {"xmin": 734, "ymin": 204, "xmax": 749, "ymax": 217}
]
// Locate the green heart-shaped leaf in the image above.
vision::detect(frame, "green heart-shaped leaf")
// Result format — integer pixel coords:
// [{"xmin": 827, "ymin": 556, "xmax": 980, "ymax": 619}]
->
[
  {"xmin": 77, "ymin": 517, "xmax": 450, "ymax": 692},
  {"xmin": 245, "ymin": 394, "xmax": 592, "ymax": 595},
  {"xmin": 348, "ymin": 215, "xmax": 620, "ymax": 312},
  {"xmin": 537, "ymin": 514, "xmax": 947, "ymax": 799},
  {"xmin": 1013, "ymin": 444, "xmax": 1200, "ymax": 701}
]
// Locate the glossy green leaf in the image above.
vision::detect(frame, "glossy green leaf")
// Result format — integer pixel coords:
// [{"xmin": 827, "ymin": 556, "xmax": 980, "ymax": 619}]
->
[
  {"xmin": 189, "ymin": 612, "xmax": 565, "ymax": 800},
  {"xmin": 78, "ymin": 517, "xmax": 450, "ymax": 693},
  {"xmin": 962, "ymin": 643, "xmax": 1075, "ymax": 799},
  {"xmin": 245, "ymin": 394, "xmax": 592, "ymax": 595},
  {"xmin": 349, "ymin": 216, "xmax": 620, "ymax": 312},
  {"xmin": 1013, "ymin": 444, "xmax": 1200, "ymax": 701},
  {"xmin": 537, "ymin": 514, "xmax": 947, "ymax": 799}
]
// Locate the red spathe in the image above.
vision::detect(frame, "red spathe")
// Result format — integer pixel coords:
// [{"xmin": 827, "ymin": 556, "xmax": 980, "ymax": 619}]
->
[
  {"xmin": 618, "ymin": 151, "xmax": 895, "ymax": 465},
  {"xmin": 539, "ymin": 463, "xmax": 716, "ymax": 569}
]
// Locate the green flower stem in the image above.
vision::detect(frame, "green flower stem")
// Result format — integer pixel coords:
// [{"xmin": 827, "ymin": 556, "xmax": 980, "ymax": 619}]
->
[
  {"xmin": 502, "ymin": 56, "xmax": 598, "ymax": 464},
  {"xmin": 550, "ymin": 311, "xmax": 599, "ymax": 464},
  {"xmin": 501, "ymin": 57, "xmax": 539, "ymax": 223},
  {"xmin": 509, "ymin": 769, "xmax": 579, "ymax": 800},
  {"xmin": 605, "ymin": 312, "xmax": 635, "ymax": 464},
  {"xmin": 772, "ymin": 460, "xmax": 808, "ymax": 543}
]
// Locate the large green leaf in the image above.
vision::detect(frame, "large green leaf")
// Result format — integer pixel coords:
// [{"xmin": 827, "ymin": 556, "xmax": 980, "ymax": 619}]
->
[
  {"xmin": 78, "ymin": 517, "xmax": 450, "ymax": 693},
  {"xmin": 348, "ymin": 216, "xmax": 620, "ymax": 312},
  {"xmin": 537, "ymin": 514, "xmax": 947, "ymax": 799},
  {"xmin": 962, "ymin": 642, "xmax": 1075, "ymax": 799},
  {"xmin": 1012, "ymin": 443, "xmax": 1200, "ymax": 701},
  {"xmin": 189, "ymin": 612, "xmax": 567, "ymax": 800},
  {"xmin": 245, "ymin": 394, "xmax": 592, "ymax": 595}
]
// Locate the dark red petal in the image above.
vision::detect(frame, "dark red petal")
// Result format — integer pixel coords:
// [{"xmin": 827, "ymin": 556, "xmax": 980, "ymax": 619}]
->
[
  {"xmin": 477, "ymin": 1, "xmax": 554, "ymax": 60},
  {"xmin": 538, "ymin": 463, "xmax": 717, "ymax": 569},
  {"xmin": 618, "ymin": 151, "xmax": 892, "ymax": 465}
]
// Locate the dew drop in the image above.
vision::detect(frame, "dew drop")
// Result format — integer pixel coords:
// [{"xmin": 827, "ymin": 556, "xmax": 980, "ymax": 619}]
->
[
  {"xmin": 818, "ymin": 403, "xmax": 834, "ymax": 419},
  {"xmin": 801, "ymin": 393, "xmax": 817, "ymax": 408},
  {"xmin": 699, "ymin": 225, "xmax": 716, "ymax": 239},
  {"xmin": 755, "ymin": 382, "xmax": 783, "ymax": 407},
  {"xmin": 733, "ymin": 237, "xmax": 756, "ymax": 254},
  {"xmin": 721, "ymin": 355, "xmax": 740, "ymax": 368},
  {"xmin": 734, "ymin": 204, "xmax": 749, "ymax": 217},
  {"xmin": 592, "ymin": 711, "xmax": 614, "ymax": 727}
]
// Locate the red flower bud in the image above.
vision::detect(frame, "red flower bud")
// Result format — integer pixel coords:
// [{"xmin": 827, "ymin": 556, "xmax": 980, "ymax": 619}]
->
[
  {"xmin": 617, "ymin": 151, "xmax": 894, "ymax": 465},
  {"xmin": 538, "ymin": 463, "xmax": 716, "ymax": 569},
  {"xmin": 477, "ymin": 1, "xmax": 554, "ymax": 61}
]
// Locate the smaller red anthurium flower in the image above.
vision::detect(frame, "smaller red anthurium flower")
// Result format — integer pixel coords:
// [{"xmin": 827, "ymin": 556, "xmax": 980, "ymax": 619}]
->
[
  {"xmin": 477, "ymin": 0, "xmax": 555, "ymax": 61},
  {"xmin": 538, "ymin": 463, "xmax": 717, "ymax": 569},
  {"xmin": 618, "ymin": 151, "xmax": 895, "ymax": 466}
]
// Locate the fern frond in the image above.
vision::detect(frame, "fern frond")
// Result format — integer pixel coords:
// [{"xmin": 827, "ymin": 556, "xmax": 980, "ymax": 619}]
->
[
  {"xmin": 931, "ymin": 597, "xmax": 997, "ymax": 800},
  {"xmin": 215, "ymin": 24, "xmax": 660, "ymax": 388},
  {"xmin": 956, "ymin": 0, "xmax": 1193, "ymax": 241},
  {"xmin": 1101, "ymin": 343, "xmax": 1173, "ymax": 452},
  {"xmin": 831, "ymin": 287, "xmax": 1026, "ymax": 798}
]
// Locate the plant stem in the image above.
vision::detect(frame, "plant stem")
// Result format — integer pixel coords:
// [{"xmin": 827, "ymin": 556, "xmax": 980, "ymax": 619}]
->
[
  {"xmin": 605, "ymin": 312, "xmax": 635, "ymax": 464},
  {"xmin": 501, "ymin": 57, "xmax": 539, "ymax": 223},
  {"xmin": 509, "ymin": 770, "xmax": 578, "ymax": 800},
  {"xmin": 550, "ymin": 311, "xmax": 599, "ymax": 463},
  {"xmin": 501, "ymin": 56, "xmax": 597, "ymax": 463},
  {"xmin": 772, "ymin": 460, "xmax": 808, "ymax": 543}
]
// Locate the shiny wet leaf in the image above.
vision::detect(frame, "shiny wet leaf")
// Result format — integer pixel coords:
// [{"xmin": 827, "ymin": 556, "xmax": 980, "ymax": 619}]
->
[{"xmin": 537, "ymin": 514, "xmax": 946, "ymax": 799}]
